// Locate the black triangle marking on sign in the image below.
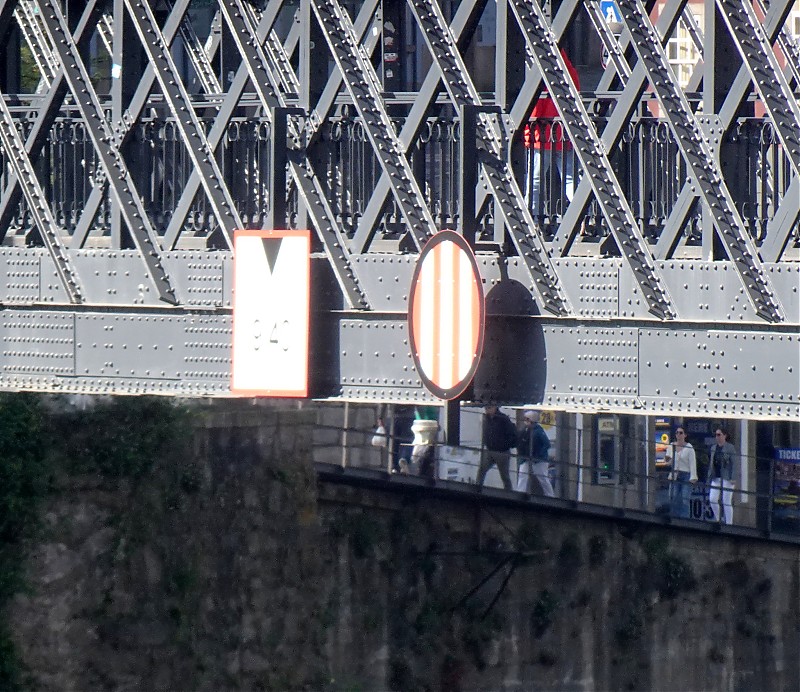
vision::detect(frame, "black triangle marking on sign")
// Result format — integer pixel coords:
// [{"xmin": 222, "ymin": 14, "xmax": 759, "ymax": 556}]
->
[{"xmin": 261, "ymin": 238, "xmax": 282, "ymax": 274}]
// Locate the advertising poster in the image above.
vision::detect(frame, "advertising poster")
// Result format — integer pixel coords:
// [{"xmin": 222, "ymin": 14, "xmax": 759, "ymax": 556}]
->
[{"xmin": 773, "ymin": 448, "xmax": 800, "ymax": 533}]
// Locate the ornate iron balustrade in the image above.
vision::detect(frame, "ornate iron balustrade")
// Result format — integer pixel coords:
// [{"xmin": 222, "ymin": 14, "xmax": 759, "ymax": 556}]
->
[{"xmin": 0, "ymin": 111, "xmax": 795, "ymax": 257}]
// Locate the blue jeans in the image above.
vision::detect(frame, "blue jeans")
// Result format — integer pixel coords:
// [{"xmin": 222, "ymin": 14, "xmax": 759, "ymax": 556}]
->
[
  {"xmin": 670, "ymin": 471, "xmax": 691, "ymax": 518},
  {"xmin": 528, "ymin": 148, "xmax": 575, "ymax": 217}
]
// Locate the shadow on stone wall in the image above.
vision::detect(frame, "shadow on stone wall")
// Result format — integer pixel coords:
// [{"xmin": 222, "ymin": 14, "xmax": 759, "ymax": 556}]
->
[{"xmin": 7, "ymin": 400, "xmax": 800, "ymax": 691}]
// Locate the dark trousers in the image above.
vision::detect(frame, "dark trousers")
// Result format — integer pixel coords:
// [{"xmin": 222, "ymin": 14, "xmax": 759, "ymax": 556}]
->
[{"xmin": 477, "ymin": 449, "xmax": 512, "ymax": 490}]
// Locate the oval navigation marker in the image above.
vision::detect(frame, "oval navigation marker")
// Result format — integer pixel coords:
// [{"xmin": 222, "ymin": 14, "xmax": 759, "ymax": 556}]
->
[{"xmin": 408, "ymin": 230, "xmax": 485, "ymax": 400}]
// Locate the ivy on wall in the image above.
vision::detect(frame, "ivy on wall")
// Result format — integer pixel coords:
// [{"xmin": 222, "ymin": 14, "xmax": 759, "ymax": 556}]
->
[{"xmin": 0, "ymin": 394, "xmax": 48, "ymax": 690}]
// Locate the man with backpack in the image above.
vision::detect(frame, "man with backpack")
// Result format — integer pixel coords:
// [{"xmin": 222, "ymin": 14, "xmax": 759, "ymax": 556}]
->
[
  {"xmin": 517, "ymin": 410, "xmax": 554, "ymax": 496},
  {"xmin": 476, "ymin": 405, "xmax": 517, "ymax": 491}
]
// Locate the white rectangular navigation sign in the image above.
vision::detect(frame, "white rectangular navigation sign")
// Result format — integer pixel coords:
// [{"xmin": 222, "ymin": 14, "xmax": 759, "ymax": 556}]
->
[{"xmin": 231, "ymin": 229, "xmax": 310, "ymax": 397}]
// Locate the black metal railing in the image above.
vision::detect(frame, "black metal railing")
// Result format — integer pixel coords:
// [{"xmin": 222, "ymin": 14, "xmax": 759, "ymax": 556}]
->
[
  {"xmin": 309, "ymin": 419, "xmax": 799, "ymax": 542},
  {"xmin": 0, "ymin": 111, "xmax": 795, "ymax": 251}
]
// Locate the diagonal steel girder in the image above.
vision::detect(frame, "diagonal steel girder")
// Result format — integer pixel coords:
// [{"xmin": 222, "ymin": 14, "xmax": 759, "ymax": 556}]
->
[
  {"xmin": 716, "ymin": 0, "xmax": 800, "ymax": 179},
  {"xmin": 310, "ymin": 0, "xmax": 437, "ymax": 252},
  {"xmin": 15, "ymin": 0, "xmax": 57, "ymax": 89},
  {"xmin": 357, "ymin": 0, "xmax": 567, "ymax": 258},
  {"xmin": 256, "ymin": 5, "xmax": 299, "ymax": 95},
  {"xmin": 123, "ymin": 0, "xmax": 243, "ymax": 246},
  {"xmin": 169, "ymin": 0, "xmax": 221, "ymax": 94},
  {"xmin": 96, "ymin": 12, "xmax": 113, "ymax": 56},
  {"xmin": 584, "ymin": 0, "xmax": 631, "ymax": 85},
  {"xmin": 305, "ymin": 0, "xmax": 381, "ymax": 147},
  {"xmin": 715, "ymin": 0, "xmax": 800, "ymax": 263},
  {"xmin": 617, "ymin": 0, "xmax": 784, "ymax": 323},
  {"xmin": 505, "ymin": 0, "xmax": 608, "ymax": 252},
  {"xmin": 722, "ymin": 0, "xmax": 800, "ymax": 263},
  {"xmin": 38, "ymin": 0, "xmax": 177, "ymax": 304},
  {"xmin": 651, "ymin": 0, "xmax": 795, "ymax": 262},
  {"xmin": 508, "ymin": 0, "xmax": 676, "ymax": 319},
  {"xmin": 0, "ymin": 94, "xmax": 83, "ymax": 302},
  {"xmin": 216, "ymin": 0, "xmax": 369, "ymax": 310},
  {"xmin": 406, "ymin": 0, "xmax": 573, "ymax": 317},
  {"xmin": 70, "ymin": 0, "xmax": 207, "ymax": 249},
  {"xmin": 754, "ymin": 0, "xmax": 800, "ymax": 87},
  {"xmin": 161, "ymin": 0, "xmax": 291, "ymax": 248},
  {"xmin": 0, "ymin": 0, "xmax": 100, "ymax": 244},
  {"xmin": 349, "ymin": 0, "xmax": 484, "ymax": 255}
]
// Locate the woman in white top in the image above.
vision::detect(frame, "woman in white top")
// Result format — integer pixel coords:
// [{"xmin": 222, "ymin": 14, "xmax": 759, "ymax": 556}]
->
[{"xmin": 665, "ymin": 427, "xmax": 697, "ymax": 518}]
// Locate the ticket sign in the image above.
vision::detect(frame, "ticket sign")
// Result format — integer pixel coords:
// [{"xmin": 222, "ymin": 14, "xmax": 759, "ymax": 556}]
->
[
  {"xmin": 408, "ymin": 231, "xmax": 484, "ymax": 400},
  {"xmin": 231, "ymin": 229, "xmax": 310, "ymax": 396}
]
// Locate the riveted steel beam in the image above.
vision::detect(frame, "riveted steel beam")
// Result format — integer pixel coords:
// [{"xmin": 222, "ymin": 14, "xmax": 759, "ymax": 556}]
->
[
  {"xmin": 97, "ymin": 11, "xmax": 113, "ymax": 55},
  {"xmin": 716, "ymin": 0, "xmax": 800, "ymax": 179},
  {"xmin": 616, "ymin": 0, "xmax": 783, "ymax": 323},
  {"xmin": 509, "ymin": 0, "xmax": 676, "ymax": 320},
  {"xmin": 311, "ymin": 0, "xmax": 437, "ymax": 251},
  {"xmin": 350, "ymin": 0, "xmax": 480, "ymax": 255},
  {"xmin": 584, "ymin": 0, "xmax": 631, "ymax": 85},
  {"xmin": 681, "ymin": 6, "xmax": 704, "ymax": 57},
  {"xmin": 407, "ymin": 0, "xmax": 572, "ymax": 318},
  {"xmin": 216, "ymin": 0, "xmax": 369, "ymax": 309},
  {"xmin": 0, "ymin": 94, "xmax": 83, "ymax": 302},
  {"xmin": 38, "ymin": 0, "xmax": 177, "ymax": 305},
  {"xmin": 593, "ymin": 3, "xmax": 703, "ymax": 92},
  {"xmin": 303, "ymin": 0, "xmax": 380, "ymax": 146},
  {"xmin": 504, "ymin": 0, "xmax": 614, "ymax": 253},
  {"xmin": 71, "ymin": 0, "xmax": 193, "ymax": 250},
  {"xmin": 715, "ymin": 0, "xmax": 800, "ymax": 264},
  {"xmin": 122, "ymin": 0, "xmax": 243, "ymax": 245},
  {"xmin": 0, "ymin": 0, "xmax": 101, "ymax": 245},
  {"xmin": 754, "ymin": 0, "xmax": 800, "ymax": 86},
  {"xmin": 161, "ymin": 0, "xmax": 305, "ymax": 248},
  {"xmin": 257, "ymin": 5, "xmax": 299, "ymax": 95},
  {"xmin": 170, "ymin": 0, "xmax": 221, "ymax": 95},
  {"xmin": 647, "ymin": 0, "xmax": 796, "ymax": 263},
  {"xmin": 14, "ymin": 0, "xmax": 57, "ymax": 89}
]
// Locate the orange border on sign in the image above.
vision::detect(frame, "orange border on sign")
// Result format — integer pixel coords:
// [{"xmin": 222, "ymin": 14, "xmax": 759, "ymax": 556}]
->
[
  {"xmin": 231, "ymin": 229, "xmax": 311, "ymax": 397},
  {"xmin": 408, "ymin": 230, "xmax": 485, "ymax": 400}
]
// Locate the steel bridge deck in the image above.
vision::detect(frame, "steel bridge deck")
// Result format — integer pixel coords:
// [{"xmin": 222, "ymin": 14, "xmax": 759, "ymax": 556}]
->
[{"xmin": 0, "ymin": 0, "xmax": 797, "ymax": 418}]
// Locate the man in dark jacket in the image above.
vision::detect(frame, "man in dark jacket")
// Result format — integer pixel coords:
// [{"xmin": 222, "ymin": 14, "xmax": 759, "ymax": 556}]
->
[
  {"xmin": 476, "ymin": 405, "xmax": 516, "ymax": 490},
  {"xmin": 517, "ymin": 410, "xmax": 553, "ymax": 496}
]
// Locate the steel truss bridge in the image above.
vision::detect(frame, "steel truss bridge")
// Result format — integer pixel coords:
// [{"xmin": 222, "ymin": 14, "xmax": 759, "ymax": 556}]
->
[{"xmin": 0, "ymin": 0, "xmax": 797, "ymax": 419}]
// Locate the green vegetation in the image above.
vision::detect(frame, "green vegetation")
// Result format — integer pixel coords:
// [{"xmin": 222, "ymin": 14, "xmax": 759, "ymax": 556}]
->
[
  {"xmin": 588, "ymin": 534, "xmax": 607, "ymax": 566},
  {"xmin": 514, "ymin": 520, "xmax": 547, "ymax": 563},
  {"xmin": 557, "ymin": 532, "xmax": 582, "ymax": 576},
  {"xmin": 19, "ymin": 45, "xmax": 40, "ymax": 93},
  {"xmin": 531, "ymin": 589, "xmax": 559, "ymax": 638},
  {"xmin": 52, "ymin": 396, "xmax": 195, "ymax": 480},
  {"xmin": 642, "ymin": 535, "xmax": 696, "ymax": 599},
  {"xmin": 329, "ymin": 511, "xmax": 388, "ymax": 559},
  {"xmin": 0, "ymin": 395, "xmax": 197, "ymax": 690},
  {"xmin": 0, "ymin": 394, "xmax": 49, "ymax": 691}
]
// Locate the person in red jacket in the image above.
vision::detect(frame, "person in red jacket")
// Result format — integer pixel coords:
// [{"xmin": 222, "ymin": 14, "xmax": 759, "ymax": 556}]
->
[{"xmin": 525, "ymin": 48, "xmax": 580, "ymax": 219}]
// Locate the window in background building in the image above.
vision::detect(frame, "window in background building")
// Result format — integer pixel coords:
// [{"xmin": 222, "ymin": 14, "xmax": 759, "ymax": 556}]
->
[
  {"xmin": 791, "ymin": 6, "xmax": 800, "ymax": 41},
  {"xmin": 666, "ymin": 14, "xmax": 701, "ymax": 88}
]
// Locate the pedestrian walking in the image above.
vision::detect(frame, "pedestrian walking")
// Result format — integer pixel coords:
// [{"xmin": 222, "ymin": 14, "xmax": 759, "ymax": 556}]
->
[{"xmin": 476, "ymin": 405, "xmax": 517, "ymax": 491}]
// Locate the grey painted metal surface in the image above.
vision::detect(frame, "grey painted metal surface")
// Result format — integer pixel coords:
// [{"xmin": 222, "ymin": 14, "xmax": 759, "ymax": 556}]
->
[{"xmin": 0, "ymin": 0, "xmax": 795, "ymax": 419}]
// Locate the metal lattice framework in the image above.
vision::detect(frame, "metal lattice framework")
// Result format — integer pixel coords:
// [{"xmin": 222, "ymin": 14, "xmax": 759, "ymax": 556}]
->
[{"xmin": 0, "ymin": 0, "xmax": 796, "ymax": 419}]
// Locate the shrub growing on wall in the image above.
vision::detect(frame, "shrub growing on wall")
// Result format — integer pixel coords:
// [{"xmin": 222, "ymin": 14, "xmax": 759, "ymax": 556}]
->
[{"xmin": 0, "ymin": 394, "xmax": 48, "ymax": 690}]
